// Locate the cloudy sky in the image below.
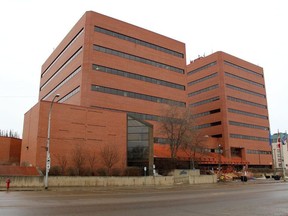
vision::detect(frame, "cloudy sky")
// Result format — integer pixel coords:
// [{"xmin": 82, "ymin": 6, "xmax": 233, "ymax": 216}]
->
[{"xmin": 0, "ymin": 0, "xmax": 287, "ymax": 137}]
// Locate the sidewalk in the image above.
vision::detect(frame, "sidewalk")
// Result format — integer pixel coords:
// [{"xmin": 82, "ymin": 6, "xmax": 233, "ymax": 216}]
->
[{"xmin": 218, "ymin": 177, "xmax": 286, "ymax": 185}]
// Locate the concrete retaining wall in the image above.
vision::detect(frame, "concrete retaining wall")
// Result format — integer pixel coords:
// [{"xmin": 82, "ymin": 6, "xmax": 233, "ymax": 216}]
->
[
  {"xmin": 172, "ymin": 169, "xmax": 200, "ymax": 177},
  {"xmin": 0, "ymin": 176, "xmax": 43, "ymax": 188},
  {"xmin": 48, "ymin": 176, "xmax": 174, "ymax": 187},
  {"xmin": 189, "ymin": 175, "xmax": 217, "ymax": 184},
  {"xmin": 0, "ymin": 174, "xmax": 216, "ymax": 188}
]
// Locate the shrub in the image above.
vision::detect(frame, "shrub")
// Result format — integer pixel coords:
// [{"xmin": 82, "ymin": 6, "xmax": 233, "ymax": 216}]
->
[
  {"xmin": 97, "ymin": 168, "xmax": 108, "ymax": 176},
  {"xmin": 124, "ymin": 167, "xmax": 142, "ymax": 176},
  {"xmin": 49, "ymin": 166, "xmax": 62, "ymax": 176}
]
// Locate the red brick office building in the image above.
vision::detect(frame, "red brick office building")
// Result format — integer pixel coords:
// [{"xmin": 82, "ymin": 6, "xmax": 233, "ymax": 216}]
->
[
  {"xmin": 0, "ymin": 136, "xmax": 21, "ymax": 165},
  {"xmin": 21, "ymin": 11, "xmax": 272, "ymax": 172},
  {"xmin": 187, "ymin": 52, "xmax": 271, "ymax": 167}
]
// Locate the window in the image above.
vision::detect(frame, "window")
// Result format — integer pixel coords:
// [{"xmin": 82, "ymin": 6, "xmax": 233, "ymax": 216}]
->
[
  {"xmin": 192, "ymin": 109, "xmax": 221, "ymax": 118},
  {"xmin": 227, "ymin": 96, "xmax": 267, "ymax": 109},
  {"xmin": 58, "ymin": 86, "xmax": 80, "ymax": 103},
  {"xmin": 229, "ymin": 121, "xmax": 269, "ymax": 131},
  {"xmin": 94, "ymin": 45, "xmax": 184, "ymax": 74},
  {"xmin": 91, "ymin": 85, "xmax": 186, "ymax": 107},
  {"xmin": 154, "ymin": 137, "xmax": 169, "ymax": 144},
  {"xmin": 127, "ymin": 116, "xmax": 152, "ymax": 166},
  {"xmin": 230, "ymin": 134, "xmax": 269, "ymax": 142},
  {"xmin": 92, "ymin": 64, "xmax": 185, "ymax": 90},
  {"xmin": 196, "ymin": 121, "xmax": 221, "ymax": 129},
  {"xmin": 128, "ymin": 112, "xmax": 160, "ymax": 122},
  {"xmin": 228, "ymin": 108, "xmax": 268, "ymax": 119},
  {"xmin": 226, "ymin": 84, "xmax": 265, "ymax": 98},
  {"xmin": 231, "ymin": 148, "xmax": 242, "ymax": 157},
  {"xmin": 188, "ymin": 72, "xmax": 218, "ymax": 86},
  {"xmin": 188, "ymin": 84, "xmax": 218, "ymax": 97},
  {"xmin": 225, "ymin": 72, "xmax": 264, "ymax": 88},
  {"xmin": 187, "ymin": 62, "xmax": 217, "ymax": 76},
  {"xmin": 224, "ymin": 61, "xmax": 263, "ymax": 77},
  {"xmin": 95, "ymin": 26, "xmax": 184, "ymax": 58},
  {"xmin": 189, "ymin": 96, "xmax": 220, "ymax": 107},
  {"xmin": 42, "ymin": 28, "xmax": 84, "ymax": 77},
  {"xmin": 40, "ymin": 47, "xmax": 83, "ymax": 91},
  {"xmin": 247, "ymin": 149, "xmax": 271, "ymax": 155},
  {"xmin": 42, "ymin": 66, "xmax": 81, "ymax": 100}
]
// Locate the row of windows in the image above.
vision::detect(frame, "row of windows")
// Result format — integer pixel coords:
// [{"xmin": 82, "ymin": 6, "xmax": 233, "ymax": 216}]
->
[
  {"xmin": 196, "ymin": 121, "xmax": 221, "ymax": 129},
  {"xmin": 225, "ymin": 72, "xmax": 264, "ymax": 88},
  {"xmin": 189, "ymin": 96, "xmax": 220, "ymax": 107},
  {"xmin": 224, "ymin": 61, "xmax": 263, "ymax": 77},
  {"xmin": 228, "ymin": 108, "xmax": 268, "ymax": 120},
  {"xmin": 94, "ymin": 26, "xmax": 184, "ymax": 58},
  {"xmin": 226, "ymin": 84, "xmax": 266, "ymax": 98},
  {"xmin": 91, "ymin": 85, "xmax": 186, "ymax": 107},
  {"xmin": 193, "ymin": 109, "xmax": 221, "ymax": 118},
  {"xmin": 229, "ymin": 121, "xmax": 269, "ymax": 131},
  {"xmin": 42, "ymin": 28, "xmax": 84, "ymax": 78},
  {"xmin": 247, "ymin": 149, "xmax": 272, "ymax": 155},
  {"xmin": 154, "ymin": 137, "xmax": 212, "ymax": 155},
  {"xmin": 227, "ymin": 96, "xmax": 267, "ymax": 109},
  {"xmin": 230, "ymin": 134, "xmax": 269, "ymax": 142},
  {"xmin": 58, "ymin": 86, "xmax": 80, "ymax": 103},
  {"xmin": 128, "ymin": 112, "xmax": 160, "ymax": 122},
  {"xmin": 92, "ymin": 64, "xmax": 185, "ymax": 90},
  {"xmin": 43, "ymin": 66, "xmax": 81, "ymax": 100},
  {"xmin": 187, "ymin": 61, "xmax": 217, "ymax": 76},
  {"xmin": 188, "ymin": 84, "xmax": 219, "ymax": 97},
  {"xmin": 130, "ymin": 108, "xmax": 221, "ymax": 122},
  {"xmin": 154, "ymin": 137, "xmax": 169, "ymax": 144},
  {"xmin": 93, "ymin": 45, "xmax": 184, "ymax": 74},
  {"xmin": 40, "ymin": 47, "xmax": 83, "ymax": 91},
  {"xmin": 105, "ymin": 107, "xmax": 220, "ymax": 124},
  {"xmin": 90, "ymin": 105, "xmax": 162, "ymax": 123},
  {"xmin": 154, "ymin": 138, "xmax": 213, "ymax": 149},
  {"xmin": 134, "ymin": 109, "xmax": 217, "ymax": 126},
  {"xmin": 188, "ymin": 72, "xmax": 218, "ymax": 86}
]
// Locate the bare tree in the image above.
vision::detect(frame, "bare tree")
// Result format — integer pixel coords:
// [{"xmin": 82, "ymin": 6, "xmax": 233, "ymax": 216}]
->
[
  {"xmin": 181, "ymin": 130, "xmax": 208, "ymax": 169},
  {"xmin": 0, "ymin": 129, "xmax": 19, "ymax": 138},
  {"xmin": 54, "ymin": 153, "xmax": 68, "ymax": 175},
  {"xmin": 87, "ymin": 151, "xmax": 97, "ymax": 174},
  {"xmin": 159, "ymin": 105, "xmax": 196, "ymax": 160},
  {"xmin": 100, "ymin": 144, "xmax": 120, "ymax": 175},
  {"xmin": 72, "ymin": 144, "xmax": 86, "ymax": 175}
]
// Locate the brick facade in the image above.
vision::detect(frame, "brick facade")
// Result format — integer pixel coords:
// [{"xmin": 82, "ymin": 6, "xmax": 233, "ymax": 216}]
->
[
  {"xmin": 0, "ymin": 136, "xmax": 21, "ymax": 165},
  {"xmin": 21, "ymin": 102, "xmax": 127, "ymax": 171},
  {"xmin": 20, "ymin": 11, "xmax": 272, "ymax": 170}
]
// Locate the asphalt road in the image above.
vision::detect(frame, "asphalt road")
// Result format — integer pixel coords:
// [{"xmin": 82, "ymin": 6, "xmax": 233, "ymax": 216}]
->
[{"xmin": 1, "ymin": 182, "xmax": 288, "ymax": 216}]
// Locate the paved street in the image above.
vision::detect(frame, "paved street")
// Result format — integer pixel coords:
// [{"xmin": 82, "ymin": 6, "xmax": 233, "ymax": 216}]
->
[{"xmin": 1, "ymin": 182, "xmax": 288, "ymax": 216}]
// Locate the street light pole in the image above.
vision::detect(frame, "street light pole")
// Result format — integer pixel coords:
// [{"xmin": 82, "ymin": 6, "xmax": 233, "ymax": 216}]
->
[
  {"xmin": 45, "ymin": 94, "xmax": 60, "ymax": 190},
  {"xmin": 218, "ymin": 144, "xmax": 222, "ymax": 177}
]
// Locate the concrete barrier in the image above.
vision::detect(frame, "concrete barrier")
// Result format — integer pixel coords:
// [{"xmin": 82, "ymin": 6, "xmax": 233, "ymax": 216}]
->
[
  {"xmin": 48, "ymin": 176, "xmax": 174, "ymax": 187},
  {"xmin": 189, "ymin": 175, "xmax": 217, "ymax": 184},
  {"xmin": 172, "ymin": 169, "xmax": 200, "ymax": 177},
  {"xmin": 0, "ymin": 174, "xmax": 216, "ymax": 189},
  {"xmin": 172, "ymin": 169, "xmax": 216, "ymax": 185},
  {"xmin": 0, "ymin": 176, "xmax": 43, "ymax": 188}
]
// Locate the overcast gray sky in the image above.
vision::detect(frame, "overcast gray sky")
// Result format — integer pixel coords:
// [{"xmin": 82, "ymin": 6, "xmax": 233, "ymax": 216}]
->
[{"xmin": 0, "ymin": 0, "xmax": 287, "ymax": 137}]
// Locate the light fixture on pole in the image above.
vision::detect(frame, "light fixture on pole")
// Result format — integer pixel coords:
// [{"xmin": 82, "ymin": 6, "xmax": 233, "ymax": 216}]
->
[{"xmin": 44, "ymin": 94, "xmax": 60, "ymax": 190}]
